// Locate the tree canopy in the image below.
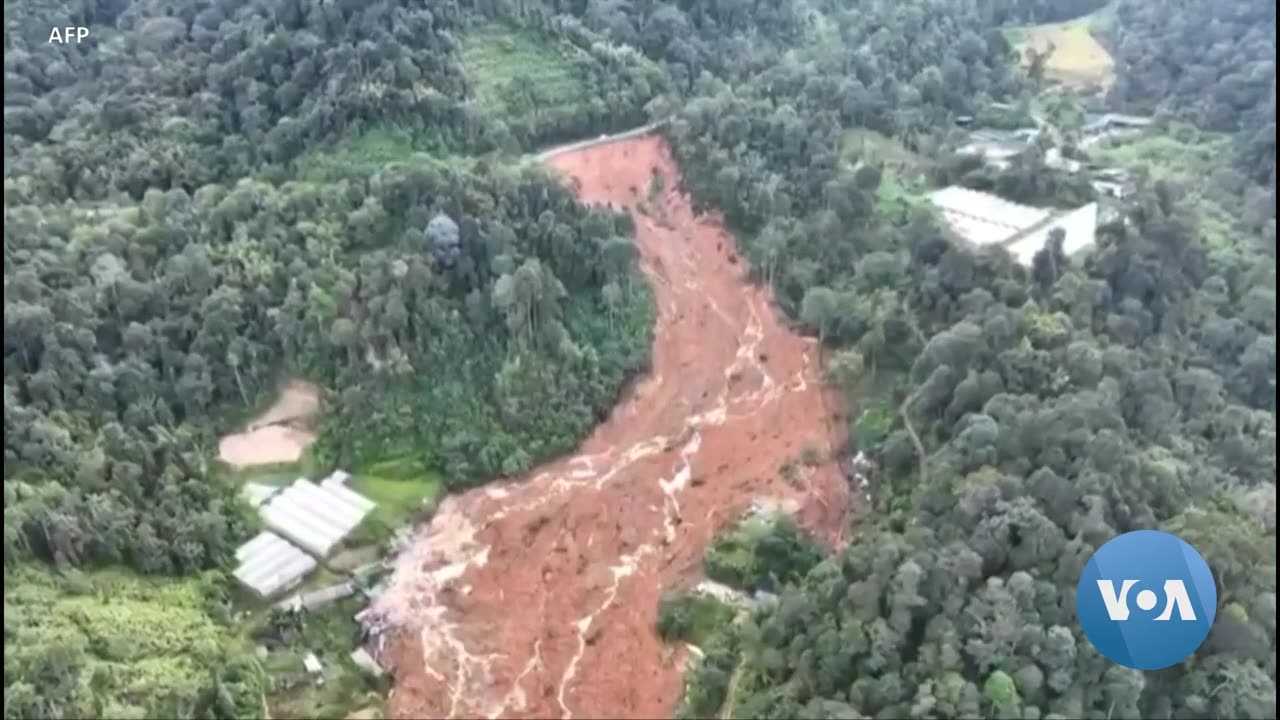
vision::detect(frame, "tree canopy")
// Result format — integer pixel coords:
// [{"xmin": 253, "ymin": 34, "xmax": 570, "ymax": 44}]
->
[
  {"xmin": 649, "ymin": 1, "xmax": 1276, "ymax": 718},
  {"xmin": 5, "ymin": 1, "xmax": 659, "ymax": 715},
  {"xmin": 4, "ymin": 0, "xmax": 1275, "ymax": 717}
]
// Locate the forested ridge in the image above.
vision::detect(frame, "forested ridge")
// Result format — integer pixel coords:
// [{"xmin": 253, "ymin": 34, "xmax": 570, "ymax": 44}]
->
[
  {"xmin": 647, "ymin": 1, "xmax": 1277, "ymax": 719},
  {"xmin": 1100, "ymin": 0, "xmax": 1276, "ymax": 189},
  {"xmin": 3, "ymin": 0, "xmax": 669, "ymax": 201},
  {"xmin": 3, "ymin": 0, "xmax": 1276, "ymax": 718},
  {"xmin": 5, "ymin": 1, "xmax": 660, "ymax": 715},
  {"xmin": 1103, "ymin": 0, "xmax": 1275, "ymax": 134}
]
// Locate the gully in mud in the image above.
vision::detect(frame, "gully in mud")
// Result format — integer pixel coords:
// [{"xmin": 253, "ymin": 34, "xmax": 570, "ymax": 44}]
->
[{"xmin": 368, "ymin": 135, "xmax": 851, "ymax": 720}]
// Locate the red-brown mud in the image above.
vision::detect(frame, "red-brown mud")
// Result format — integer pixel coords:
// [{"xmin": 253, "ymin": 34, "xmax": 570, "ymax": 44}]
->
[{"xmin": 371, "ymin": 135, "xmax": 850, "ymax": 719}]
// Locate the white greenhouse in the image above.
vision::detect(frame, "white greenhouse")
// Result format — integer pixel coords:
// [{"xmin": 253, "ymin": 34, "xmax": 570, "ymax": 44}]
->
[
  {"xmin": 260, "ymin": 478, "xmax": 376, "ymax": 558},
  {"xmin": 1005, "ymin": 202, "xmax": 1099, "ymax": 267},
  {"xmin": 928, "ymin": 186, "xmax": 1098, "ymax": 268},
  {"xmin": 232, "ymin": 470, "xmax": 377, "ymax": 598},
  {"xmin": 234, "ymin": 531, "xmax": 318, "ymax": 599}
]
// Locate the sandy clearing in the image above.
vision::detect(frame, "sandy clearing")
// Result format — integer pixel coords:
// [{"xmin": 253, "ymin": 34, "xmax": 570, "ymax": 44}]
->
[
  {"xmin": 1015, "ymin": 17, "xmax": 1115, "ymax": 89},
  {"xmin": 371, "ymin": 135, "xmax": 852, "ymax": 720},
  {"xmin": 218, "ymin": 379, "xmax": 321, "ymax": 469}
]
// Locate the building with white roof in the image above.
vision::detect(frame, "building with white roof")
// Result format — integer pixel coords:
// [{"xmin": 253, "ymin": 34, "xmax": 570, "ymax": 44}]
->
[
  {"xmin": 1045, "ymin": 147, "xmax": 1083, "ymax": 173},
  {"xmin": 1082, "ymin": 112, "xmax": 1154, "ymax": 135},
  {"xmin": 1005, "ymin": 202, "xmax": 1099, "ymax": 267},
  {"xmin": 1080, "ymin": 113, "xmax": 1154, "ymax": 149},
  {"xmin": 232, "ymin": 470, "xmax": 377, "ymax": 598},
  {"xmin": 234, "ymin": 530, "xmax": 318, "ymax": 599},
  {"xmin": 276, "ymin": 581, "xmax": 358, "ymax": 611},
  {"xmin": 928, "ymin": 186, "xmax": 1098, "ymax": 268},
  {"xmin": 929, "ymin": 186, "xmax": 1051, "ymax": 247},
  {"xmin": 262, "ymin": 478, "xmax": 376, "ymax": 557},
  {"xmin": 957, "ymin": 128, "xmax": 1042, "ymax": 170},
  {"xmin": 350, "ymin": 648, "xmax": 384, "ymax": 676}
]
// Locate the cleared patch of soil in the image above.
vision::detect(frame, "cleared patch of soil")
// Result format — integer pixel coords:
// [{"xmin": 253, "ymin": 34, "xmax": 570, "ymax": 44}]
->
[
  {"xmin": 218, "ymin": 379, "xmax": 321, "ymax": 469},
  {"xmin": 1014, "ymin": 17, "xmax": 1115, "ymax": 89},
  {"xmin": 371, "ymin": 136, "xmax": 851, "ymax": 719}
]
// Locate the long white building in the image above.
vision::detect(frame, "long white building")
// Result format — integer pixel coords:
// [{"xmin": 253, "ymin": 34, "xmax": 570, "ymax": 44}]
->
[
  {"xmin": 262, "ymin": 476, "xmax": 376, "ymax": 557},
  {"xmin": 1006, "ymin": 202, "xmax": 1098, "ymax": 266},
  {"xmin": 928, "ymin": 186, "xmax": 1098, "ymax": 267},
  {"xmin": 234, "ymin": 530, "xmax": 318, "ymax": 599}
]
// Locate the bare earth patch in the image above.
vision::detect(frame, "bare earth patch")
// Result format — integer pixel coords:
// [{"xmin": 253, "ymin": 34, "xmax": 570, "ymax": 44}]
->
[
  {"xmin": 370, "ymin": 136, "xmax": 852, "ymax": 720},
  {"xmin": 1014, "ymin": 17, "xmax": 1115, "ymax": 90},
  {"xmin": 218, "ymin": 379, "xmax": 321, "ymax": 469}
]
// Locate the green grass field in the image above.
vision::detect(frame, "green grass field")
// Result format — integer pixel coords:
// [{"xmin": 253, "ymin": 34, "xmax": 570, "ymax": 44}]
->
[
  {"xmin": 874, "ymin": 171, "xmax": 922, "ymax": 219},
  {"xmin": 1091, "ymin": 129, "xmax": 1231, "ymax": 183},
  {"xmin": 296, "ymin": 26, "xmax": 589, "ymax": 175},
  {"xmin": 346, "ymin": 456, "xmax": 443, "ymax": 545},
  {"xmin": 460, "ymin": 25, "xmax": 588, "ymax": 119}
]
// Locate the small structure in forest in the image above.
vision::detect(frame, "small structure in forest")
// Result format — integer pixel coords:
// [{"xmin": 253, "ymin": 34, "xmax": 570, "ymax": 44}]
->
[
  {"xmin": 350, "ymin": 648, "xmax": 384, "ymax": 677},
  {"xmin": 1089, "ymin": 167, "xmax": 1136, "ymax": 200},
  {"xmin": 240, "ymin": 482, "xmax": 278, "ymax": 508},
  {"xmin": 303, "ymin": 652, "xmax": 324, "ymax": 677},
  {"xmin": 1082, "ymin": 112, "xmax": 1154, "ymax": 134},
  {"xmin": 1045, "ymin": 147, "xmax": 1083, "ymax": 173},
  {"xmin": 957, "ymin": 127, "xmax": 1042, "ymax": 170},
  {"xmin": 1080, "ymin": 113, "xmax": 1154, "ymax": 147},
  {"xmin": 276, "ymin": 580, "xmax": 358, "ymax": 612}
]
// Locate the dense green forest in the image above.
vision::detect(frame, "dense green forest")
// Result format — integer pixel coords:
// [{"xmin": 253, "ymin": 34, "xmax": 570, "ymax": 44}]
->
[
  {"xmin": 3, "ymin": 0, "xmax": 670, "ymax": 201},
  {"xmin": 4, "ymin": 0, "xmax": 1276, "ymax": 718},
  {"xmin": 5, "ymin": 0, "xmax": 660, "ymax": 715},
  {"xmin": 652, "ymin": 0, "xmax": 1277, "ymax": 718},
  {"xmin": 1101, "ymin": 0, "xmax": 1277, "ymax": 189}
]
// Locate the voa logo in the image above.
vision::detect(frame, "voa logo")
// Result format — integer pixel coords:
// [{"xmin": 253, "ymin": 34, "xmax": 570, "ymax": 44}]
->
[{"xmin": 1077, "ymin": 530, "xmax": 1217, "ymax": 670}]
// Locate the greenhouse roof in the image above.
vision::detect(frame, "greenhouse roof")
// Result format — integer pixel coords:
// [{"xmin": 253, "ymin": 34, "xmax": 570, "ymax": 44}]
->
[
  {"xmin": 233, "ymin": 531, "xmax": 317, "ymax": 599},
  {"xmin": 260, "ymin": 477, "xmax": 375, "ymax": 558},
  {"xmin": 928, "ymin": 186, "xmax": 1098, "ymax": 267}
]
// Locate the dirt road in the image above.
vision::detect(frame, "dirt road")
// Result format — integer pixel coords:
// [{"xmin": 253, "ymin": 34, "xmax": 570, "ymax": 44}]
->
[{"xmin": 370, "ymin": 136, "xmax": 850, "ymax": 719}]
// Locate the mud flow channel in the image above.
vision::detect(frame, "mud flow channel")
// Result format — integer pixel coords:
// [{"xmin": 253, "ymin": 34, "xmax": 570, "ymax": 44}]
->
[{"xmin": 370, "ymin": 135, "xmax": 851, "ymax": 719}]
